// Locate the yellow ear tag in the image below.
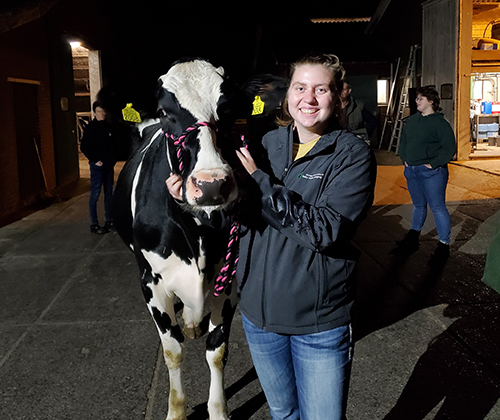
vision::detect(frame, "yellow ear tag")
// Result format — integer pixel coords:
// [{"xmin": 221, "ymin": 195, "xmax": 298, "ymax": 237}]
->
[
  {"xmin": 252, "ymin": 96, "xmax": 265, "ymax": 115},
  {"xmin": 122, "ymin": 103, "xmax": 142, "ymax": 123}
]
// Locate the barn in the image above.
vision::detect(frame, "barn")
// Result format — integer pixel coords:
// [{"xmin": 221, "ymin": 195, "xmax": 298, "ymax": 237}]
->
[{"xmin": 1, "ymin": 0, "xmax": 497, "ymax": 224}]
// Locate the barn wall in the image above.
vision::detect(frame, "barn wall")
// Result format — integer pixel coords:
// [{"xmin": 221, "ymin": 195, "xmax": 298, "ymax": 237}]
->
[
  {"xmin": 422, "ymin": 0, "xmax": 459, "ymax": 130},
  {"xmin": 0, "ymin": 18, "xmax": 55, "ymax": 221}
]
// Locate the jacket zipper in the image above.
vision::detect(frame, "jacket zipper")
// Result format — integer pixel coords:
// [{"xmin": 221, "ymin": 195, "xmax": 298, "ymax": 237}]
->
[{"xmin": 260, "ymin": 228, "xmax": 272, "ymax": 330}]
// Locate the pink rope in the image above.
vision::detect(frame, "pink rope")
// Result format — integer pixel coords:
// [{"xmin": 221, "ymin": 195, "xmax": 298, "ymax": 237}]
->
[{"xmin": 164, "ymin": 122, "xmax": 241, "ymax": 297}]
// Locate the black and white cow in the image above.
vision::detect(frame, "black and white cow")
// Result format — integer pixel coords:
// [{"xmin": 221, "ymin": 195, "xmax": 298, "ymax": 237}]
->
[{"xmin": 112, "ymin": 58, "xmax": 285, "ymax": 420}]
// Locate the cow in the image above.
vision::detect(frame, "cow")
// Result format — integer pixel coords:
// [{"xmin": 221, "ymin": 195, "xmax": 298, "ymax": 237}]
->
[{"xmin": 112, "ymin": 58, "xmax": 286, "ymax": 420}]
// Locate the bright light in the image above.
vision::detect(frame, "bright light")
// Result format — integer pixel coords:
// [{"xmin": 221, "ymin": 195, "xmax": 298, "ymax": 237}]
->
[
  {"xmin": 378, "ymin": 79, "xmax": 389, "ymax": 104},
  {"xmin": 69, "ymin": 42, "xmax": 81, "ymax": 48}
]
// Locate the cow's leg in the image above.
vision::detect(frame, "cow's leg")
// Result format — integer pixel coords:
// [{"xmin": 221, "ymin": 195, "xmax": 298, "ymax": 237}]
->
[
  {"xmin": 143, "ymin": 278, "xmax": 187, "ymax": 420},
  {"xmin": 160, "ymin": 323, "xmax": 187, "ymax": 420},
  {"xmin": 205, "ymin": 287, "xmax": 238, "ymax": 420}
]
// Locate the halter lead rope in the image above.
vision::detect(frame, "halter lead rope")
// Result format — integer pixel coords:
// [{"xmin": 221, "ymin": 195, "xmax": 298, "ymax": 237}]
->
[
  {"xmin": 164, "ymin": 122, "xmax": 241, "ymax": 297},
  {"xmin": 163, "ymin": 121, "xmax": 217, "ymax": 174},
  {"xmin": 214, "ymin": 215, "xmax": 240, "ymax": 297},
  {"xmin": 213, "ymin": 135, "xmax": 247, "ymax": 296}
]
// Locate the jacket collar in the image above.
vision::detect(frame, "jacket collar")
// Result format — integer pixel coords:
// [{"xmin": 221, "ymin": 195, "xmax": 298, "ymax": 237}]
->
[{"xmin": 281, "ymin": 125, "xmax": 344, "ymax": 157}]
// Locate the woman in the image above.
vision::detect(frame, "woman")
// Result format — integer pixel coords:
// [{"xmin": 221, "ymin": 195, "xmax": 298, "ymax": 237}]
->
[
  {"xmin": 167, "ymin": 53, "xmax": 376, "ymax": 420},
  {"xmin": 394, "ymin": 86, "xmax": 456, "ymax": 267}
]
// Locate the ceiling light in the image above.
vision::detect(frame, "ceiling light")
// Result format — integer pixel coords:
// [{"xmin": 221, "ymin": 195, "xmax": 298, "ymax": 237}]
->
[{"xmin": 310, "ymin": 17, "xmax": 371, "ymax": 23}]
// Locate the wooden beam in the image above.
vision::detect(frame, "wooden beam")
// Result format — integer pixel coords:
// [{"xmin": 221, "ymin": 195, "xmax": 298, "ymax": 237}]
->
[
  {"xmin": 0, "ymin": 0, "xmax": 59, "ymax": 34},
  {"xmin": 7, "ymin": 77, "xmax": 41, "ymax": 85},
  {"xmin": 365, "ymin": 0, "xmax": 393, "ymax": 34},
  {"xmin": 457, "ymin": 0, "xmax": 473, "ymax": 160}
]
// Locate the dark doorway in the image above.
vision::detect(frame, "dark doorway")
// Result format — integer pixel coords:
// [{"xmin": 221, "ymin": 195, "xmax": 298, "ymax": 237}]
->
[{"xmin": 12, "ymin": 82, "xmax": 43, "ymax": 203}]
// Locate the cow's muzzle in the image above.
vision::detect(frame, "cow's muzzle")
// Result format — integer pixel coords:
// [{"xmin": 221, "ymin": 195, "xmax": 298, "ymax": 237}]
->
[{"xmin": 186, "ymin": 171, "xmax": 237, "ymax": 207}]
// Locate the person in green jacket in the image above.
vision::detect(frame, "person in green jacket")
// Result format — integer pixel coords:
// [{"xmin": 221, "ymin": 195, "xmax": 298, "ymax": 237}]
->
[{"xmin": 393, "ymin": 86, "xmax": 456, "ymax": 266}]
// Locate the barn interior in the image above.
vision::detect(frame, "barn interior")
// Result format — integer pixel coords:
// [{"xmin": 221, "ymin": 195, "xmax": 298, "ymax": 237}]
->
[
  {"xmin": 0, "ymin": 0, "xmax": 499, "ymax": 224},
  {"xmin": 471, "ymin": 0, "xmax": 500, "ymax": 157}
]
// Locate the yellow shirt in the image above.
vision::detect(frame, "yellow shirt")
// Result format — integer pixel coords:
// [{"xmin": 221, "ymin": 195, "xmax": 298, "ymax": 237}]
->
[{"xmin": 293, "ymin": 137, "xmax": 320, "ymax": 161}]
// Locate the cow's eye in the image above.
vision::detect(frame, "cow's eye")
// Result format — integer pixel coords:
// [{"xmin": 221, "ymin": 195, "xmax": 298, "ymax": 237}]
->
[{"xmin": 158, "ymin": 109, "xmax": 168, "ymax": 118}]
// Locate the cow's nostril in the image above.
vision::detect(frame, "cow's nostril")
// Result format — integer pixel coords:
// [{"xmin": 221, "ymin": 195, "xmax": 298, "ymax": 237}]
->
[
  {"xmin": 219, "ymin": 177, "xmax": 235, "ymax": 198},
  {"xmin": 191, "ymin": 177, "xmax": 232, "ymax": 205}
]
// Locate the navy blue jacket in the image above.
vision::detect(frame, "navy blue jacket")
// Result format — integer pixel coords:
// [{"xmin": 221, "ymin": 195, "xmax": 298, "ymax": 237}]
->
[{"xmin": 236, "ymin": 125, "xmax": 376, "ymax": 334}]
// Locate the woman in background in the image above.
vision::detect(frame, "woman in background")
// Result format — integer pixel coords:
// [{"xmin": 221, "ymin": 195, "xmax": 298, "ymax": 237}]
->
[{"xmin": 394, "ymin": 86, "xmax": 456, "ymax": 267}]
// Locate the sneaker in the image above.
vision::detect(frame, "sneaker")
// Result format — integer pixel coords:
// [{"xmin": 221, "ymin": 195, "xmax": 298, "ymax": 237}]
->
[
  {"xmin": 90, "ymin": 224, "xmax": 100, "ymax": 234},
  {"xmin": 428, "ymin": 242, "xmax": 450, "ymax": 267}
]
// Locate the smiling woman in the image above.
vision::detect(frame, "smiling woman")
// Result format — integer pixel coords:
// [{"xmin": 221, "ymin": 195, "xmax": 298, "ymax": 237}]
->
[
  {"xmin": 166, "ymin": 52, "xmax": 377, "ymax": 420},
  {"xmin": 286, "ymin": 64, "xmax": 337, "ymax": 143},
  {"xmin": 189, "ymin": 52, "xmax": 377, "ymax": 420}
]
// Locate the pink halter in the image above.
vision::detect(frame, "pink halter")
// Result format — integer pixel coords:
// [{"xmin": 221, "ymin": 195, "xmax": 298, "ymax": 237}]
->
[{"xmin": 163, "ymin": 122, "xmax": 217, "ymax": 173}]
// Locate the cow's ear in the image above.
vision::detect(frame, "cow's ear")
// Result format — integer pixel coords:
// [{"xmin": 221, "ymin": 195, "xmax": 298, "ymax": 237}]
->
[
  {"xmin": 216, "ymin": 66, "xmax": 225, "ymax": 77},
  {"xmin": 155, "ymin": 80, "xmax": 165, "ymax": 98}
]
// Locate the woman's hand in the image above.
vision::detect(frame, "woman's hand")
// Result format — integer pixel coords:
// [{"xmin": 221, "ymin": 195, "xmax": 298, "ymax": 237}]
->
[
  {"xmin": 236, "ymin": 147, "xmax": 257, "ymax": 175},
  {"xmin": 424, "ymin": 164, "xmax": 432, "ymax": 169},
  {"xmin": 166, "ymin": 173, "xmax": 183, "ymax": 201}
]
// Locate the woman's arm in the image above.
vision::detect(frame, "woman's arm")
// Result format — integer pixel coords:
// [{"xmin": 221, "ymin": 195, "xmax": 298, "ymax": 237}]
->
[{"xmin": 237, "ymin": 142, "xmax": 377, "ymax": 253}]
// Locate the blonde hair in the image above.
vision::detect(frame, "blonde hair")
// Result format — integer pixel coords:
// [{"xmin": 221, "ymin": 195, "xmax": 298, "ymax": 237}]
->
[{"xmin": 277, "ymin": 52, "xmax": 346, "ymax": 128}]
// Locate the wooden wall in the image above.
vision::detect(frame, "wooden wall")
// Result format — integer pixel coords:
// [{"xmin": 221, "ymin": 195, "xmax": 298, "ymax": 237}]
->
[
  {"xmin": 422, "ymin": 0, "xmax": 459, "ymax": 131},
  {"xmin": 0, "ymin": 18, "xmax": 56, "ymax": 221},
  {"xmin": 422, "ymin": 0, "xmax": 473, "ymax": 161}
]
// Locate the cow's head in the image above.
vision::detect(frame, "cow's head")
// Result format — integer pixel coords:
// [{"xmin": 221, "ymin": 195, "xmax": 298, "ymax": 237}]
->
[{"xmin": 156, "ymin": 58, "xmax": 238, "ymax": 214}]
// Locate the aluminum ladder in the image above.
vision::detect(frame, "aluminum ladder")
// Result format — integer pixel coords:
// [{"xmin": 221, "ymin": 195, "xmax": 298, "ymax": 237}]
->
[
  {"xmin": 388, "ymin": 44, "xmax": 420, "ymax": 154},
  {"xmin": 379, "ymin": 57, "xmax": 401, "ymax": 149}
]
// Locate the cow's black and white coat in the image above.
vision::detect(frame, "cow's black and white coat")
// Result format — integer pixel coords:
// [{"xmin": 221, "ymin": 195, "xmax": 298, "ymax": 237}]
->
[{"xmin": 113, "ymin": 59, "xmax": 243, "ymax": 420}]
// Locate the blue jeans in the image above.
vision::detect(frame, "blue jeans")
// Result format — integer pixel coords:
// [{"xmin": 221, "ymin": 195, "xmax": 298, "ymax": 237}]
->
[
  {"xmin": 242, "ymin": 314, "xmax": 353, "ymax": 420},
  {"xmin": 404, "ymin": 164, "xmax": 451, "ymax": 244},
  {"xmin": 89, "ymin": 162, "xmax": 114, "ymax": 226}
]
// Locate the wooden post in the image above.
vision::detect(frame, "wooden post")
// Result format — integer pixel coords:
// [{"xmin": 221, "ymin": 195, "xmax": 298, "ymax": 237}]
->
[{"xmin": 457, "ymin": 0, "xmax": 473, "ymax": 161}]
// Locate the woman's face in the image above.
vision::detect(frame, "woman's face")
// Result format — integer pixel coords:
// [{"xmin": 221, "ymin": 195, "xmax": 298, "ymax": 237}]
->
[
  {"xmin": 416, "ymin": 94, "xmax": 434, "ymax": 115},
  {"xmin": 287, "ymin": 64, "xmax": 335, "ymax": 139}
]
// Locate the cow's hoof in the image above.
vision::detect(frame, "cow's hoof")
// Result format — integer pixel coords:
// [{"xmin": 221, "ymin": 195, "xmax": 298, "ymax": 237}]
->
[{"xmin": 183, "ymin": 325, "xmax": 202, "ymax": 339}]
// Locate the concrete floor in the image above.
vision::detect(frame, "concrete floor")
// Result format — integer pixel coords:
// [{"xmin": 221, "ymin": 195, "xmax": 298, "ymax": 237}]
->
[{"xmin": 0, "ymin": 150, "xmax": 499, "ymax": 419}]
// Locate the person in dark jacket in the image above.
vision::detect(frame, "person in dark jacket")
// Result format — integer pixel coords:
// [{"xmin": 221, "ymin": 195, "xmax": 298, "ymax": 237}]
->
[
  {"xmin": 341, "ymin": 81, "xmax": 377, "ymax": 145},
  {"xmin": 168, "ymin": 52, "xmax": 376, "ymax": 420},
  {"xmin": 393, "ymin": 86, "xmax": 456, "ymax": 266},
  {"xmin": 80, "ymin": 101, "xmax": 117, "ymax": 234}
]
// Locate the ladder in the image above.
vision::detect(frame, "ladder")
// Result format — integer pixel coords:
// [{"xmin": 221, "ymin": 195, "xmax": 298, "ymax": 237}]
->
[
  {"xmin": 388, "ymin": 44, "xmax": 420, "ymax": 154},
  {"xmin": 379, "ymin": 57, "xmax": 401, "ymax": 149}
]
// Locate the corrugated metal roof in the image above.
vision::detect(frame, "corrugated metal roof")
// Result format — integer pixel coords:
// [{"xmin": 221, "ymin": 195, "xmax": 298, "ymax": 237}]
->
[
  {"xmin": 310, "ymin": 17, "xmax": 371, "ymax": 23},
  {"xmin": 473, "ymin": 0, "xmax": 500, "ymax": 3}
]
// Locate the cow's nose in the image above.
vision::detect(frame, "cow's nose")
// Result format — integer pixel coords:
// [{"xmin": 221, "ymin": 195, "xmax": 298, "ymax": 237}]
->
[{"xmin": 192, "ymin": 176, "xmax": 235, "ymax": 205}]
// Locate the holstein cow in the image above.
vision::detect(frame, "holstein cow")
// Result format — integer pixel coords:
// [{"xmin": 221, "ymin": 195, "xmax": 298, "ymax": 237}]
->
[{"xmin": 112, "ymin": 58, "xmax": 285, "ymax": 420}]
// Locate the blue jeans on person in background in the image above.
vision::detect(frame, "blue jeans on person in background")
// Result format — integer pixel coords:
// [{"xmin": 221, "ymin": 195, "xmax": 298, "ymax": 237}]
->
[
  {"xmin": 89, "ymin": 162, "xmax": 114, "ymax": 226},
  {"xmin": 404, "ymin": 164, "xmax": 451, "ymax": 244},
  {"xmin": 242, "ymin": 314, "xmax": 353, "ymax": 420}
]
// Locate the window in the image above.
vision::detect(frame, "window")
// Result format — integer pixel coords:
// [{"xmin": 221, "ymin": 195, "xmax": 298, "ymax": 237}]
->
[{"xmin": 377, "ymin": 79, "xmax": 389, "ymax": 105}]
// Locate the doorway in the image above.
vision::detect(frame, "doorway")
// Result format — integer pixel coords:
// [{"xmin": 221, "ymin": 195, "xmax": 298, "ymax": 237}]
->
[
  {"xmin": 70, "ymin": 42, "xmax": 102, "ymax": 142},
  {"xmin": 11, "ymin": 80, "xmax": 43, "ymax": 203}
]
